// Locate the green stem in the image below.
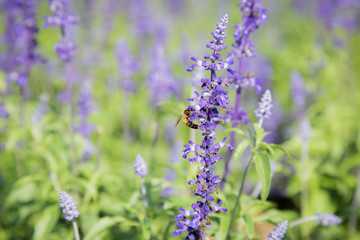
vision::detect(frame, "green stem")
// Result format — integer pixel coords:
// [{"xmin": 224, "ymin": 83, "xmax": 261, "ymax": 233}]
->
[
  {"xmin": 72, "ymin": 220, "xmax": 80, "ymax": 240},
  {"xmin": 289, "ymin": 216, "xmax": 318, "ymax": 228},
  {"xmin": 225, "ymin": 153, "xmax": 254, "ymax": 240}
]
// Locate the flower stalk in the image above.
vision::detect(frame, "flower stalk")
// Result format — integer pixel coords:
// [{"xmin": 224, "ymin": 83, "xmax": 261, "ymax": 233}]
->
[{"xmin": 222, "ymin": 0, "xmax": 267, "ymax": 190}]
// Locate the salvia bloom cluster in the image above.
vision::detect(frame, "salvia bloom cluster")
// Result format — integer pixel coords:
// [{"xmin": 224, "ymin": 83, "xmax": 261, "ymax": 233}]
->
[
  {"xmin": 267, "ymin": 220, "xmax": 288, "ymax": 240},
  {"xmin": 227, "ymin": 0, "xmax": 267, "ymax": 93},
  {"xmin": 44, "ymin": 0, "xmax": 77, "ymax": 62},
  {"xmin": 59, "ymin": 191, "xmax": 80, "ymax": 221},
  {"xmin": 254, "ymin": 89, "xmax": 273, "ymax": 123},
  {"xmin": 133, "ymin": 154, "xmax": 148, "ymax": 177},
  {"xmin": 173, "ymin": 14, "xmax": 232, "ymax": 239},
  {"xmin": 316, "ymin": 213, "xmax": 342, "ymax": 226}
]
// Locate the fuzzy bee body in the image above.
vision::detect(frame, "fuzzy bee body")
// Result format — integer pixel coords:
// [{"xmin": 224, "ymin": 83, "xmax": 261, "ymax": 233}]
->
[{"xmin": 175, "ymin": 108, "xmax": 200, "ymax": 129}]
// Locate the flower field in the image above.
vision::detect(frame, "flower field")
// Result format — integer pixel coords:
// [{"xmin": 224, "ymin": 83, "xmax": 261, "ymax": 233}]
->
[{"xmin": 0, "ymin": 0, "xmax": 359, "ymax": 239}]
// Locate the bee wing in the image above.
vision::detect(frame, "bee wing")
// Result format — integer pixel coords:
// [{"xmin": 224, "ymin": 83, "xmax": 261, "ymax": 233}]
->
[{"xmin": 175, "ymin": 114, "xmax": 183, "ymax": 127}]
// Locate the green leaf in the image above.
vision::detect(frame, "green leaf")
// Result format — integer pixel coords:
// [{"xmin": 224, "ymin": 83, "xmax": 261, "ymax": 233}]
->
[
  {"xmin": 269, "ymin": 144, "xmax": 291, "ymax": 157},
  {"xmin": 243, "ymin": 214, "xmax": 255, "ymax": 238},
  {"xmin": 33, "ymin": 205, "xmax": 59, "ymax": 240},
  {"xmin": 83, "ymin": 217, "xmax": 125, "ymax": 240},
  {"xmin": 216, "ymin": 214, "xmax": 231, "ymax": 240},
  {"xmin": 253, "ymin": 124, "xmax": 271, "ymax": 147},
  {"xmin": 253, "ymin": 153, "xmax": 272, "ymax": 200},
  {"xmin": 233, "ymin": 139, "xmax": 251, "ymax": 161},
  {"xmin": 224, "ymin": 128, "xmax": 246, "ymax": 138}
]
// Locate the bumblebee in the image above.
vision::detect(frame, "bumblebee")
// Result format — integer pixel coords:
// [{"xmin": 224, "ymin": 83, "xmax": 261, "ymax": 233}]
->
[{"xmin": 175, "ymin": 108, "xmax": 200, "ymax": 129}]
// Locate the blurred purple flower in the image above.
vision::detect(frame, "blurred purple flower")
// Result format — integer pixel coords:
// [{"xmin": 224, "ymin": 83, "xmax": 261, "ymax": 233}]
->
[
  {"xmin": 59, "ymin": 191, "xmax": 80, "ymax": 221},
  {"xmin": 31, "ymin": 93, "xmax": 50, "ymax": 124},
  {"xmin": 134, "ymin": 154, "xmax": 148, "ymax": 177},
  {"xmin": 73, "ymin": 123, "xmax": 96, "ymax": 138},
  {"xmin": 267, "ymin": 220, "xmax": 288, "ymax": 240},
  {"xmin": 148, "ymin": 45, "xmax": 177, "ymax": 107},
  {"xmin": 161, "ymin": 187, "xmax": 177, "ymax": 198},
  {"xmin": 116, "ymin": 39, "xmax": 138, "ymax": 92},
  {"xmin": 316, "ymin": 213, "xmax": 342, "ymax": 226},
  {"xmin": 1, "ymin": 0, "xmax": 41, "ymax": 88},
  {"xmin": 299, "ymin": 118, "xmax": 312, "ymax": 142},
  {"xmin": 291, "ymin": 70, "xmax": 307, "ymax": 108},
  {"xmin": 263, "ymin": 101, "xmax": 283, "ymax": 143},
  {"xmin": 44, "ymin": 0, "xmax": 77, "ymax": 28},
  {"xmin": 77, "ymin": 82, "xmax": 97, "ymax": 120},
  {"xmin": 0, "ymin": 103, "xmax": 9, "ymax": 118},
  {"xmin": 54, "ymin": 39, "xmax": 76, "ymax": 63}
]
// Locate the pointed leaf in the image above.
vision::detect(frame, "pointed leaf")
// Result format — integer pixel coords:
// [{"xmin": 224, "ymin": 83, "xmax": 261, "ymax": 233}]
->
[
  {"xmin": 233, "ymin": 139, "xmax": 251, "ymax": 161},
  {"xmin": 243, "ymin": 214, "xmax": 255, "ymax": 238},
  {"xmin": 84, "ymin": 217, "xmax": 125, "ymax": 240},
  {"xmin": 253, "ymin": 153, "xmax": 272, "ymax": 200}
]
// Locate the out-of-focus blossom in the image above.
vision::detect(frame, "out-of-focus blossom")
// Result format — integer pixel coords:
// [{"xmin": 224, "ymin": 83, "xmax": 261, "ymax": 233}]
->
[
  {"xmin": 31, "ymin": 93, "xmax": 50, "ymax": 124},
  {"xmin": 77, "ymin": 82, "xmax": 97, "ymax": 120},
  {"xmin": 0, "ymin": 103, "xmax": 9, "ymax": 118},
  {"xmin": 59, "ymin": 191, "xmax": 80, "ymax": 221},
  {"xmin": 291, "ymin": 70, "xmax": 307, "ymax": 108},
  {"xmin": 116, "ymin": 39, "xmax": 138, "ymax": 92},
  {"xmin": 299, "ymin": 118, "xmax": 312, "ymax": 142},
  {"xmin": 134, "ymin": 154, "xmax": 148, "ymax": 177},
  {"xmin": 148, "ymin": 45, "xmax": 177, "ymax": 107},
  {"xmin": 267, "ymin": 220, "xmax": 288, "ymax": 240},
  {"xmin": 316, "ymin": 213, "xmax": 342, "ymax": 226},
  {"xmin": 54, "ymin": 39, "xmax": 76, "ymax": 63}
]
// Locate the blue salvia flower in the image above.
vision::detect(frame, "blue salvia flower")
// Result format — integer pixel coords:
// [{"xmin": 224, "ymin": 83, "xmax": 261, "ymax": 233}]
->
[
  {"xmin": 316, "ymin": 213, "xmax": 342, "ymax": 226},
  {"xmin": 59, "ymin": 191, "xmax": 80, "ymax": 221},
  {"xmin": 116, "ymin": 39, "xmax": 138, "ymax": 92},
  {"xmin": 291, "ymin": 70, "xmax": 307, "ymax": 109},
  {"xmin": 0, "ymin": 103, "xmax": 9, "ymax": 119},
  {"xmin": 226, "ymin": 0, "xmax": 268, "ymax": 93},
  {"xmin": 148, "ymin": 44, "xmax": 177, "ymax": 107},
  {"xmin": 173, "ymin": 15, "xmax": 233, "ymax": 239},
  {"xmin": 267, "ymin": 220, "xmax": 288, "ymax": 240},
  {"xmin": 31, "ymin": 93, "xmax": 50, "ymax": 124},
  {"xmin": 44, "ymin": 0, "xmax": 77, "ymax": 28},
  {"xmin": 134, "ymin": 154, "xmax": 148, "ymax": 177},
  {"xmin": 299, "ymin": 118, "xmax": 312, "ymax": 142},
  {"xmin": 77, "ymin": 82, "xmax": 97, "ymax": 120},
  {"xmin": 44, "ymin": 0, "xmax": 77, "ymax": 62},
  {"xmin": 254, "ymin": 89, "xmax": 273, "ymax": 128}
]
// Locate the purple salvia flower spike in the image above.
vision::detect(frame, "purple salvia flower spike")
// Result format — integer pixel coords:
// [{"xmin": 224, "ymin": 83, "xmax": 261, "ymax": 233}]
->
[
  {"xmin": 59, "ymin": 191, "xmax": 80, "ymax": 221},
  {"xmin": 316, "ymin": 213, "xmax": 342, "ymax": 226},
  {"xmin": 174, "ymin": 14, "xmax": 232, "ymax": 238},
  {"xmin": 267, "ymin": 220, "xmax": 288, "ymax": 240}
]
